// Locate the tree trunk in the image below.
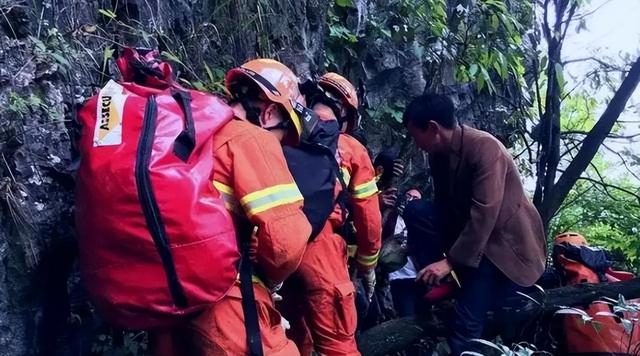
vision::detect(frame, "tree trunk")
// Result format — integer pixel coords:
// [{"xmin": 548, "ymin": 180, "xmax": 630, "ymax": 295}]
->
[
  {"xmin": 358, "ymin": 278, "xmax": 640, "ymax": 356},
  {"xmin": 539, "ymin": 56, "xmax": 640, "ymax": 224}
]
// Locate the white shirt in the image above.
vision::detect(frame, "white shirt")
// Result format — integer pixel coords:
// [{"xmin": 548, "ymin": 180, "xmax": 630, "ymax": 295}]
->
[{"xmin": 388, "ymin": 217, "xmax": 418, "ymax": 281}]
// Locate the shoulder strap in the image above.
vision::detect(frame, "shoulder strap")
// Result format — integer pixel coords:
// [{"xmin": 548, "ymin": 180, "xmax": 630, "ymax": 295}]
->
[
  {"xmin": 334, "ymin": 158, "xmax": 354, "ymax": 240},
  {"xmin": 238, "ymin": 224, "xmax": 264, "ymax": 356}
]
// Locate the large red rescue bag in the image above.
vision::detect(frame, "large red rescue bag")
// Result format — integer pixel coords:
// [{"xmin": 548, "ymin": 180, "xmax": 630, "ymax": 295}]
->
[
  {"xmin": 75, "ymin": 48, "xmax": 239, "ymax": 329},
  {"xmin": 554, "ymin": 233, "xmax": 640, "ymax": 355}
]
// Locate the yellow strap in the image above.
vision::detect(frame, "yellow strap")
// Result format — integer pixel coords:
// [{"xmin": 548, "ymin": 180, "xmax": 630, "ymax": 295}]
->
[
  {"xmin": 351, "ymin": 178, "xmax": 378, "ymax": 199},
  {"xmin": 240, "ymin": 183, "xmax": 303, "ymax": 216}
]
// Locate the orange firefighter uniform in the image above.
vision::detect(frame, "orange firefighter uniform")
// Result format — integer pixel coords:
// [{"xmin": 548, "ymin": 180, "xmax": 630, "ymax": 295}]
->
[
  {"xmin": 283, "ymin": 130, "xmax": 381, "ymax": 356},
  {"xmin": 152, "ymin": 118, "xmax": 310, "ymax": 356},
  {"xmin": 189, "ymin": 118, "xmax": 310, "ymax": 355}
]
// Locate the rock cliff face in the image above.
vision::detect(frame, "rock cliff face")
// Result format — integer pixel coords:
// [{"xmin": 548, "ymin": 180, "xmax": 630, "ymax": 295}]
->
[{"xmin": 0, "ymin": 1, "xmax": 519, "ymax": 354}]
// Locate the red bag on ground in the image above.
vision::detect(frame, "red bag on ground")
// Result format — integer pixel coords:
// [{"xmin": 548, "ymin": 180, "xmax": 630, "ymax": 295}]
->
[{"xmin": 75, "ymin": 48, "xmax": 239, "ymax": 329}]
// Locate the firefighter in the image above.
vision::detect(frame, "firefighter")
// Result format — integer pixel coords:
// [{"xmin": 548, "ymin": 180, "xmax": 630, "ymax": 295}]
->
[
  {"xmin": 153, "ymin": 59, "xmax": 312, "ymax": 356},
  {"xmin": 281, "ymin": 73, "xmax": 382, "ymax": 355},
  {"xmin": 318, "ymin": 72, "xmax": 381, "ymax": 302}
]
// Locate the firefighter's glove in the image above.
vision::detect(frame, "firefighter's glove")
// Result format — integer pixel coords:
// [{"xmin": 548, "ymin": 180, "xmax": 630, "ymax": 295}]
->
[
  {"xmin": 281, "ymin": 316, "xmax": 291, "ymax": 331},
  {"xmin": 360, "ymin": 269, "xmax": 376, "ymax": 302},
  {"xmin": 272, "ymin": 292, "xmax": 283, "ymax": 302},
  {"xmin": 268, "ymin": 281, "xmax": 283, "ymax": 302}
]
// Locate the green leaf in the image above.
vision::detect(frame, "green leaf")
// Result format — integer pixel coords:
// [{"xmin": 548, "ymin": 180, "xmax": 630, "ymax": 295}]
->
[
  {"xmin": 555, "ymin": 62, "xmax": 565, "ymax": 88},
  {"xmin": 380, "ymin": 28, "xmax": 392, "ymax": 38},
  {"xmin": 98, "ymin": 9, "xmax": 117, "ymax": 19},
  {"xmin": 335, "ymin": 0, "xmax": 353, "ymax": 7},
  {"xmin": 192, "ymin": 81, "xmax": 206, "ymax": 91},
  {"xmin": 204, "ymin": 62, "xmax": 215, "ymax": 83},
  {"xmin": 492, "ymin": 60, "xmax": 502, "ymax": 77},
  {"xmin": 50, "ymin": 52, "xmax": 70, "ymax": 68},
  {"xmin": 480, "ymin": 66, "xmax": 496, "ymax": 94},
  {"xmin": 29, "ymin": 36, "xmax": 47, "ymax": 52},
  {"xmin": 500, "ymin": 13, "xmax": 515, "ymax": 33},
  {"xmin": 490, "ymin": 14, "xmax": 499, "ymax": 30},
  {"xmin": 161, "ymin": 51, "xmax": 186, "ymax": 67},
  {"xmin": 102, "ymin": 47, "xmax": 115, "ymax": 72},
  {"xmin": 476, "ymin": 74, "xmax": 486, "ymax": 92},
  {"xmin": 391, "ymin": 110, "xmax": 403, "ymax": 123},
  {"xmin": 469, "ymin": 63, "xmax": 479, "ymax": 77},
  {"xmin": 498, "ymin": 52, "xmax": 508, "ymax": 76},
  {"xmin": 539, "ymin": 55, "xmax": 548, "ymax": 72},
  {"xmin": 480, "ymin": 66, "xmax": 491, "ymax": 81}
]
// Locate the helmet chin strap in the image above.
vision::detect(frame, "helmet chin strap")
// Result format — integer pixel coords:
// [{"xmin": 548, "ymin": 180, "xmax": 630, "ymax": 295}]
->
[{"xmin": 264, "ymin": 120, "xmax": 289, "ymax": 131}]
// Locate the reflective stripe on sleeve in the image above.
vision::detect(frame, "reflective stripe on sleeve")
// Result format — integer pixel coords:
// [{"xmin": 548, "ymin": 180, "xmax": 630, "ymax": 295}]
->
[
  {"xmin": 240, "ymin": 183, "xmax": 303, "ymax": 216},
  {"xmin": 351, "ymin": 178, "xmax": 378, "ymax": 199}
]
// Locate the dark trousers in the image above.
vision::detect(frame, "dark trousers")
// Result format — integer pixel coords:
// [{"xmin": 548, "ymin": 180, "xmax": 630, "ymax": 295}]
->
[
  {"xmin": 390, "ymin": 278, "xmax": 420, "ymax": 317},
  {"xmin": 449, "ymin": 258, "xmax": 519, "ymax": 355},
  {"xmin": 403, "ymin": 199, "xmax": 519, "ymax": 355}
]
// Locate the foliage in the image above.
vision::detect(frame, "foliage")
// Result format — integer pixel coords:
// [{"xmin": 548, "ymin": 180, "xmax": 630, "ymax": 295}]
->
[
  {"xmin": 461, "ymin": 338, "xmax": 552, "ymax": 355},
  {"xmin": 6, "ymin": 92, "xmax": 46, "ymax": 118},
  {"xmin": 91, "ymin": 330, "xmax": 148, "ymax": 356},
  {"xmin": 325, "ymin": 0, "xmax": 532, "ymax": 95},
  {"xmin": 554, "ymin": 294, "xmax": 640, "ymax": 354},
  {"xmin": 452, "ymin": 0, "xmax": 531, "ymax": 96},
  {"xmin": 550, "ymin": 178, "xmax": 640, "ymax": 272}
]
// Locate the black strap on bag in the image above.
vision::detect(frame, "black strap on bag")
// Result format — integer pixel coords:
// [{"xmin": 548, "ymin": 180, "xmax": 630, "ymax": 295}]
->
[
  {"xmin": 171, "ymin": 90, "xmax": 197, "ymax": 162},
  {"xmin": 238, "ymin": 224, "xmax": 264, "ymax": 356}
]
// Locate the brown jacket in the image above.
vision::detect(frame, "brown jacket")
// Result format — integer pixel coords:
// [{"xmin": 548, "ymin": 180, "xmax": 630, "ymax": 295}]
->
[{"xmin": 429, "ymin": 125, "xmax": 546, "ymax": 287}]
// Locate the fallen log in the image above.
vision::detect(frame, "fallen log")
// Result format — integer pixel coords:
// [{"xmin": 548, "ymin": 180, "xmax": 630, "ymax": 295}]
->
[{"xmin": 358, "ymin": 278, "xmax": 640, "ymax": 356}]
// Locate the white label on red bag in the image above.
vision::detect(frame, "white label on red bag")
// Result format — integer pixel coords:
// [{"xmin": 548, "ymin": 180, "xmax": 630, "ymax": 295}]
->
[{"xmin": 94, "ymin": 80, "xmax": 127, "ymax": 147}]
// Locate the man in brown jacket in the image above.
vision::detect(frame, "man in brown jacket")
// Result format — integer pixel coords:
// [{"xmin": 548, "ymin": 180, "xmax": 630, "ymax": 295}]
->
[{"xmin": 402, "ymin": 94, "xmax": 547, "ymax": 355}]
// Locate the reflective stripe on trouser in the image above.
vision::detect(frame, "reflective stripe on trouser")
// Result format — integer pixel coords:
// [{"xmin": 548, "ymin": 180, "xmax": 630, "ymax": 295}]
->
[
  {"xmin": 283, "ymin": 227, "xmax": 360, "ymax": 356},
  {"xmin": 186, "ymin": 282, "xmax": 300, "ymax": 356}
]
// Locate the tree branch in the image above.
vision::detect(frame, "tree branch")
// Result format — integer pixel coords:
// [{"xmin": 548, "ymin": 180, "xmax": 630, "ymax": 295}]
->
[
  {"xmin": 561, "ymin": 130, "xmax": 640, "ymax": 140},
  {"xmin": 553, "ymin": 180, "xmax": 595, "ymax": 217},
  {"xmin": 601, "ymin": 142, "xmax": 640, "ymax": 182},
  {"xmin": 540, "ymin": 56, "xmax": 640, "ymax": 223},
  {"xmin": 577, "ymin": 176, "xmax": 640, "ymax": 205},
  {"xmin": 564, "ymin": 0, "xmax": 614, "ymax": 24},
  {"xmin": 559, "ymin": 2, "xmax": 578, "ymax": 44},
  {"xmin": 542, "ymin": 0, "xmax": 551, "ymax": 42},
  {"xmin": 562, "ymin": 56, "xmax": 625, "ymax": 71}
]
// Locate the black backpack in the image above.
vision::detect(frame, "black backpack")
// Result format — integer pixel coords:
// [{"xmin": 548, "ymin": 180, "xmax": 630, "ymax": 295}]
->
[
  {"xmin": 553, "ymin": 243, "xmax": 612, "ymax": 283},
  {"xmin": 283, "ymin": 116, "xmax": 346, "ymax": 240}
]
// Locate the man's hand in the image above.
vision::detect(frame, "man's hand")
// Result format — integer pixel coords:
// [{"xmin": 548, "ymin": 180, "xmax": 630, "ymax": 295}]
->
[
  {"xmin": 416, "ymin": 258, "xmax": 453, "ymax": 285},
  {"xmin": 380, "ymin": 187, "xmax": 398, "ymax": 208},
  {"xmin": 360, "ymin": 269, "xmax": 376, "ymax": 301},
  {"xmin": 392, "ymin": 159, "xmax": 404, "ymax": 178}
]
